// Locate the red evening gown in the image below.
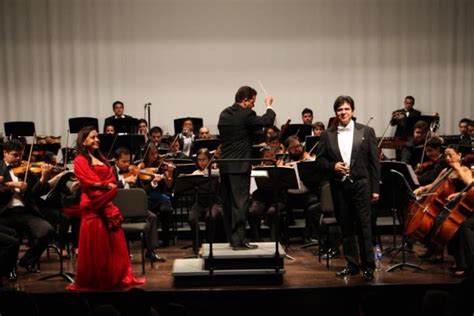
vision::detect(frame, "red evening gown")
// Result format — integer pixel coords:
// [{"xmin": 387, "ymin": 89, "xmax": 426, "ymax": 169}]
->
[{"xmin": 66, "ymin": 155, "xmax": 145, "ymax": 291}]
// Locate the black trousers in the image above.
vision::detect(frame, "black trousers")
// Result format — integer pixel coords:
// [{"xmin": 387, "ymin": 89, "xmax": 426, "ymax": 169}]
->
[
  {"xmin": 330, "ymin": 179, "xmax": 375, "ymax": 269},
  {"xmin": 221, "ymin": 173, "xmax": 251, "ymax": 246},
  {"xmin": 0, "ymin": 224, "xmax": 19, "ymax": 276},
  {"xmin": 0, "ymin": 208, "xmax": 55, "ymax": 266}
]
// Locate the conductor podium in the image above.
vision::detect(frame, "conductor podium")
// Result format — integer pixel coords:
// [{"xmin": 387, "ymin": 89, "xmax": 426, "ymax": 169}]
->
[{"xmin": 173, "ymin": 162, "xmax": 295, "ymax": 286}]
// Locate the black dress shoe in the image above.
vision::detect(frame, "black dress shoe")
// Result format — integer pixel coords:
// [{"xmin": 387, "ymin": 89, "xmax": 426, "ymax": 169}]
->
[
  {"xmin": 232, "ymin": 242, "xmax": 258, "ymax": 251},
  {"xmin": 336, "ymin": 265, "xmax": 360, "ymax": 277},
  {"xmin": 8, "ymin": 269, "xmax": 17, "ymax": 282},
  {"xmin": 362, "ymin": 268, "xmax": 374, "ymax": 281},
  {"xmin": 145, "ymin": 252, "xmax": 167, "ymax": 262}
]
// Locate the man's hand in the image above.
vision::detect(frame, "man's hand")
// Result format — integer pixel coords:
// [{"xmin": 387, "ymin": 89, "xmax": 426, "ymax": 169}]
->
[
  {"xmin": 334, "ymin": 162, "xmax": 349, "ymax": 175},
  {"xmin": 6, "ymin": 181, "xmax": 28, "ymax": 191},
  {"xmin": 264, "ymin": 95, "xmax": 274, "ymax": 107},
  {"xmin": 371, "ymin": 193, "xmax": 380, "ymax": 203}
]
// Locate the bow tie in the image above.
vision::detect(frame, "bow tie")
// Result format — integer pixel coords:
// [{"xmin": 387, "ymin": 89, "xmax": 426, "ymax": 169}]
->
[{"xmin": 337, "ymin": 126, "xmax": 351, "ymax": 132}]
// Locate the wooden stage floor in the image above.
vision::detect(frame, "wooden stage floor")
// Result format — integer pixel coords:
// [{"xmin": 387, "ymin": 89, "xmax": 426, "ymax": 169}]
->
[{"xmin": 1, "ymin": 237, "xmax": 471, "ymax": 316}]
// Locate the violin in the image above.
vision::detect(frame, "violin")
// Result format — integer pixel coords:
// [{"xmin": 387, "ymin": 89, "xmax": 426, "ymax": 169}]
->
[
  {"xmin": 12, "ymin": 161, "xmax": 62, "ymax": 177},
  {"xmin": 414, "ymin": 160, "xmax": 436, "ymax": 175}
]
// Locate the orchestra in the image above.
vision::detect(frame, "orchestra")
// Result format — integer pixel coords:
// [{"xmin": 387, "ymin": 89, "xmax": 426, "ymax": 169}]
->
[{"xmin": 0, "ymin": 92, "xmax": 472, "ymax": 286}]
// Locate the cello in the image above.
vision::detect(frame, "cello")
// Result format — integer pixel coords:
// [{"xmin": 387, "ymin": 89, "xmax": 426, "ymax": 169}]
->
[
  {"xmin": 430, "ymin": 182, "xmax": 474, "ymax": 247},
  {"xmin": 405, "ymin": 168, "xmax": 455, "ymax": 241}
]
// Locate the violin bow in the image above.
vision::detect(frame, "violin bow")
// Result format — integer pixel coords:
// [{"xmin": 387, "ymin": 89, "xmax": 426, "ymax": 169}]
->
[{"xmin": 23, "ymin": 133, "xmax": 36, "ymax": 183}]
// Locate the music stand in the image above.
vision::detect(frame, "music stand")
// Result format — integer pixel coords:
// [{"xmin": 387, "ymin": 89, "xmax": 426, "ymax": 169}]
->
[
  {"xmin": 281, "ymin": 124, "xmax": 312, "ymax": 142},
  {"xmin": 381, "ymin": 162, "xmax": 425, "ymax": 272},
  {"xmin": 99, "ymin": 134, "xmax": 146, "ymax": 158},
  {"xmin": 39, "ymin": 171, "xmax": 76, "ymax": 283},
  {"xmin": 173, "ymin": 117, "xmax": 203, "ymax": 135},
  {"xmin": 4, "ymin": 121, "xmax": 35, "ymax": 137},
  {"xmin": 68, "ymin": 117, "xmax": 99, "ymax": 134},
  {"xmin": 253, "ymin": 165, "xmax": 299, "ymax": 252},
  {"xmin": 193, "ymin": 139, "xmax": 220, "ymax": 153},
  {"xmin": 174, "ymin": 174, "xmax": 217, "ymax": 256},
  {"xmin": 109, "ymin": 117, "xmax": 139, "ymax": 134},
  {"xmin": 173, "ymin": 163, "xmax": 196, "ymax": 177}
]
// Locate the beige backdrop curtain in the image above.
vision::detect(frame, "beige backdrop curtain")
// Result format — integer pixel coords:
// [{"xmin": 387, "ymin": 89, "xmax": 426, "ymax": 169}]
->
[{"xmin": 1, "ymin": 0, "xmax": 472, "ymax": 140}]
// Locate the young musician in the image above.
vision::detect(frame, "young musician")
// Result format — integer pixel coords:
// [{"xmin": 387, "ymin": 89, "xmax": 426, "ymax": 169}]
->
[
  {"xmin": 112, "ymin": 147, "xmax": 166, "ymax": 262},
  {"xmin": 67, "ymin": 126, "xmax": 144, "ymax": 291},
  {"xmin": 141, "ymin": 143, "xmax": 174, "ymax": 247},
  {"xmin": 187, "ymin": 148, "xmax": 224, "ymax": 250}
]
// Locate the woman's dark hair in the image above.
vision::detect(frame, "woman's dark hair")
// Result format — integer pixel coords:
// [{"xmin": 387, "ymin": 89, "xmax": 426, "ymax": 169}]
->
[
  {"xmin": 143, "ymin": 143, "xmax": 158, "ymax": 167},
  {"xmin": 447, "ymin": 144, "xmax": 461, "ymax": 154},
  {"xmin": 76, "ymin": 126, "xmax": 108, "ymax": 165},
  {"xmin": 333, "ymin": 95, "xmax": 355, "ymax": 112},
  {"xmin": 312, "ymin": 121, "xmax": 325, "ymax": 130},
  {"xmin": 138, "ymin": 118, "xmax": 148, "ymax": 126}
]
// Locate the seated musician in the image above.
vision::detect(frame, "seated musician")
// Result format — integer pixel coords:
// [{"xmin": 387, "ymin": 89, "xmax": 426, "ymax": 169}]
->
[
  {"xmin": 401, "ymin": 120, "xmax": 430, "ymax": 168},
  {"xmin": 301, "ymin": 108, "xmax": 314, "ymax": 126},
  {"xmin": 141, "ymin": 143, "xmax": 174, "ymax": 247},
  {"xmin": 0, "ymin": 139, "xmax": 56, "ymax": 273},
  {"xmin": 168, "ymin": 138, "xmax": 189, "ymax": 159},
  {"xmin": 187, "ymin": 148, "xmax": 224, "ymax": 250},
  {"xmin": 103, "ymin": 123, "xmax": 115, "ymax": 135},
  {"xmin": 312, "ymin": 121, "xmax": 325, "ymax": 137},
  {"xmin": 414, "ymin": 145, "xmax": 473, "ymax": 277},
  {"xmin": 267, "ymin": 134, "xmax": 285, "ymax": 155},
  {"xmin": 416, "ymin": 138, "xmax": 447, "ymax": 186},
  {"xmin": 112, "ymin": 147, "xmax": 166, "ymax": 262},
  {"xmin": 283, "ymin": 136, "xmax": 320, "ymax": 244},
  {"xmin": 248, "ymin": 147, "xmax": 287, "ymax": 242},
  {"xmin": 177, "ymin": 118, "xmax": 195, "ymax": 157},
  {"xmin": 138, "ymin": 119, "xmax": 149, "ymax": 138},
  {"xmin": 147, "ymin": 126, "xmax": 169, "ymax": 150},
  {"xmin": 198, "ymin": 126, "xmax": 211, "ymax": 140},
  {"xmin": 457, "ymin": 118, "xmax": 471, "ymax": 146}
]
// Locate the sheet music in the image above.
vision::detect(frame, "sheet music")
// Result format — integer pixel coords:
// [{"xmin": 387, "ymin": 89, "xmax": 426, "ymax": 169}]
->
[{"xmin": 407, "ymin": 164, "xmax": 420, "ymax": 187}]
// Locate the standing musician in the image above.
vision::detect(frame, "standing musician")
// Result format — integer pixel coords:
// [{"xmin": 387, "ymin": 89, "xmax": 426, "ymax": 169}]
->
[
  {"xmin": 141, "ymin": 143, "xmax": 174, "ymax": 247},
  {"xmin": 413, "ymin": 145, "xmax": 473, "ymax": 277},
  {"xmin": 0, "ymin": 139, "xmax": 56, "ymax": 274},
  {"xmin": 390, "ymin": 95, "xmax": 421, "ymax": 139},
  {"xmin": 104, "ymin": 100, "xmax": 134, "ymax": 128},
  {"xmin": 218, "ymin": 85, "xmax": 275, "ymax": 250},
  {"xmin": 112, "ymin": 147, "xmax": 166, "ymax": 262},
  {"xmin": 316, "ymin": 95, "xmax": 380, "ymax": 281},
  {"xmin": 188, "ymin": 148, "xmax": 225, "ymax": 250}
]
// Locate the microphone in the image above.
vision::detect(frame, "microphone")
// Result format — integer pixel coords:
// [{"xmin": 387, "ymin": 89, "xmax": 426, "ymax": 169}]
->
[
  {"xmin": 144, "ymin": 103, "xmax": 151, "ymax": 109},
  {"xmin": 366, "ymin": 117, "xmax": 374, "ymax": 126}
]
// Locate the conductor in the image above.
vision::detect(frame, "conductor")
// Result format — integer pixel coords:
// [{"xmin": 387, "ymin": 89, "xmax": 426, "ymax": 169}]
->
[{"xmin": 218, "ymin": 86, "xmax": 275, "ymax": 250}]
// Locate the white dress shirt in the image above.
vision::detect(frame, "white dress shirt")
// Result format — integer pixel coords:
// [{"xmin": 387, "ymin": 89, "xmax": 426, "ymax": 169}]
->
[{"xmin": 337, "ymin": 119, "xmax": 354, "ymax": 167}]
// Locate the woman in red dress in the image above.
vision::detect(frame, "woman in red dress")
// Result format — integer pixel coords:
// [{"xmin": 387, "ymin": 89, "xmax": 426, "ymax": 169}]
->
[{"xmin": 67, "ymin": 126, "xmax": 144, "ymax": 291}]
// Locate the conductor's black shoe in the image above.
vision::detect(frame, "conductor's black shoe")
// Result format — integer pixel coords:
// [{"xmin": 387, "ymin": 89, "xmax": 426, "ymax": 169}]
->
[
  {"xmin": 232, "ymin": 242, "xmax": 258, "ymax": 251},
  {"xmin": 362, "ymin": 268, "xmax": 374, "ymax": 281},
  {"xmin": 145, "ymin": 252, "xmax": 167, "ymax": 262},
  {"xmin": 336, "ymin": 265, "xmax": 360, "ymax": 277}
]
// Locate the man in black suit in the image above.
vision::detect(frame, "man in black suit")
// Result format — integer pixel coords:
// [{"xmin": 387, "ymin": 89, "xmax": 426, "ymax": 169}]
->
[
  {"xmin": 0, "ymin": 139, "xmax": 55, "ymax": 273},
  {"xmin": 218, "ymin": 86, "xmax": 275, "ymax": 250},
  {"xmin": 316, "ymin": 95, "xmax": 380, "ymax": 281},
  {"xmin": 391, "ymin": 95, "xmax": 421, "ymax": 139},
  {"xmin": 104, "ymin": 100, "xmax": 134, "ymax": 130}
]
